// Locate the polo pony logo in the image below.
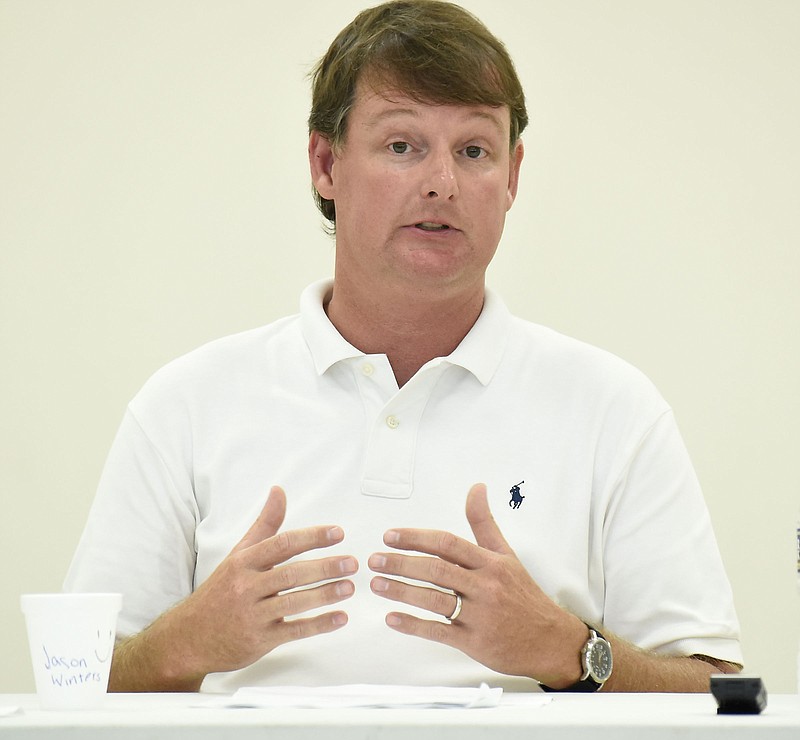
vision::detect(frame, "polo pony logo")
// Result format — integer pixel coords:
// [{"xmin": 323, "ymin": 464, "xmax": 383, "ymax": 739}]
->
[{"xmin": 509, "ymin": 480, "xmax": 525, "ymax": 509}]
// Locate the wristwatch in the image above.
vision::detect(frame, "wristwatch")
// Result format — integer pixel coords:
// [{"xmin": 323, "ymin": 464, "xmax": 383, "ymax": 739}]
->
[{"xmin": 540, "ymin": 625, "xmax": 613, "ymax": 692}]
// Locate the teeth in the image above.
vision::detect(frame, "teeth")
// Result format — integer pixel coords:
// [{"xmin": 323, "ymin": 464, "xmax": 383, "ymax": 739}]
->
[{"xmin": 416, "ymin": 222, "xmax": 449, "ymax": 231}]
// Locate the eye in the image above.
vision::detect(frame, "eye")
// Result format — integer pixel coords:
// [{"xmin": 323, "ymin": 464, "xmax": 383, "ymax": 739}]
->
[
  {"xmin": 463, "ymin": 145, "xmax": 486, "ymax": 159},
  {"xmin": 389, "ymin": 141, "xmax": 411, "ymax": 154}
]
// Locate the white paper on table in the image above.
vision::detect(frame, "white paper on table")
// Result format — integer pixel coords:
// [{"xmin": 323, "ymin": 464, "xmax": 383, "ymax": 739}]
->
[{"xmin": 217, "ymin": 682, "xmax": 503, "ymax": 709}]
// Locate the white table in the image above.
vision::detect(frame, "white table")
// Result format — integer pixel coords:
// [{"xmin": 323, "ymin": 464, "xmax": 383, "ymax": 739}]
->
[{"xmin": 1, "ymin": 692, "xmax": 799, "ymax": 739}]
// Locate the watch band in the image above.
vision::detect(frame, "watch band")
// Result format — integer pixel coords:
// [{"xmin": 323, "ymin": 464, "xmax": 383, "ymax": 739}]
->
[
  {"xmin": 539, "ymin": 624, "xmax": 611, "ymax": 693},
  {"xmin": 540, "ymin": 674, "xmax": 604, "ymax": 693}
]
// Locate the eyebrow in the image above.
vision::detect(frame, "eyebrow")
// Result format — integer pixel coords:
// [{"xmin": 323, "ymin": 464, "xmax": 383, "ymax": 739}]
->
[{"xmin": 364, "ymin": 105, "xmax": 507, "ymax": 136}]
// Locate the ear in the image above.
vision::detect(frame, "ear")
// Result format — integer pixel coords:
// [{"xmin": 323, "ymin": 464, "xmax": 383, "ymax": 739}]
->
[
  {"xmin": 505, "ymin": 139, "xmax": 525, "ymax": 211},
  {"xmin": 309, "ymin": 131, "xmax": 336, "ymax": 200}
]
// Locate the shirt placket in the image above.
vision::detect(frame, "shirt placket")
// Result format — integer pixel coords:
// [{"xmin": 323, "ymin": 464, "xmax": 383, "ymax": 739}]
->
[{"xmin": 353, "ymin": 357, "xmax": 449, "ymax": 499}]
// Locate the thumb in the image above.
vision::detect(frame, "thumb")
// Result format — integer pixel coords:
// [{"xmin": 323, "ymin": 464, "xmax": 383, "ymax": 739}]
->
[
  {"xmin": 466, "ymin": 483, "xmax": 514, "ymax": 556},
  {"xmin": 234, "ymin": 485, "xmax": 287, "ymax": 552}
]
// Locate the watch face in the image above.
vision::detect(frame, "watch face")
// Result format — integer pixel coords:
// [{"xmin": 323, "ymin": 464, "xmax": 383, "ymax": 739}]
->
[{"xmin": 588, "ymin": 639, "xmax": 613, "ymax": 681}]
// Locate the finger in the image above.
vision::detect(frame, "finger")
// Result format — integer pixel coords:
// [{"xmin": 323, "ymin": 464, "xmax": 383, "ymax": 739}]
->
[
  {"xmin": 368, "ymin": 551, "xmax": 462, "ymax": 592},
  {"xmin": 268, "ymin": 578, "xmax": 356, "ymax": 620},
  {"xmin": 254, "ymin": 524, "xmax": 347, "ymax": 569},
  {"xmin": 269, "ymin": 610, "xmax": 350, "ymax": 645},
  {"xmin": 370, "ymin": 576, "xmax": 459, "ymax": 620},
  {"xmin": 381, "ymin": 527, "xmax": 486, "ymax": 570},
  {"xmin": 465, "ymin": 482, "xmax": 514, "ymax": 556},
  {"xmin": 384, "ymin": 612, "xmax": 459, "ymax": 645},
  {"xmin": 268, "ymin": 555, "xmax": 359, "ymax": 594},
  {"xmin": 235, "ymin": 485, "xmax": 287, "ymax": 552}
]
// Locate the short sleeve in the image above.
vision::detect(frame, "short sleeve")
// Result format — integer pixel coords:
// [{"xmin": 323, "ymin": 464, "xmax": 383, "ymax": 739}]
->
[
  {"xmin": 601, "ymin": 410, "xmax": 743, "ymax": 664},
  {"xmin": 63, "ymin": 407, "xmax": 198, "ymax": 637}
]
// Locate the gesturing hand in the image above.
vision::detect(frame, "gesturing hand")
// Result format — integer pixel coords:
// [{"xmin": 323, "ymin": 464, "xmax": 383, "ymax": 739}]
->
[
  {"xmin": 367, "ymin": 483, "xmax": 586, "ymax": 686},
  {"xmin": 157, "ymin": 485, "xmax": 358, "ymax": 683}
]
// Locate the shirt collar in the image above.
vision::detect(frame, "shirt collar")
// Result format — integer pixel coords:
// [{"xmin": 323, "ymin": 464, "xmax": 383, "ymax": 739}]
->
[
  {"xmin": 300, "ymin": 279, "xmax": 511, "ymax": 386},
  {"xmin": 300, "ymin": 279, "xmax": 364, "ymax": 375},
  {"xmin": 446, "ymin": 287, "xmax": 511, "ymax": 386}
]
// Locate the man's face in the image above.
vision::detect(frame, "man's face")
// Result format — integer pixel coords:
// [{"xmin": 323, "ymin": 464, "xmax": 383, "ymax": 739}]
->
[{"xmin": 311, "ymin": 81, "xmax": 524, "ymax": 299}]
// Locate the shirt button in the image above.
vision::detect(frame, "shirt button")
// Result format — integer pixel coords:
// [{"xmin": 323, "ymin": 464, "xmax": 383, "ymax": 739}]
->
[
  {"xmin": 361, "ymin": 363, "xmax": 374, "ymax": 377},
  {"xmin": 385, "ymin": 415, "xmax": 400, "ymax": 429}
]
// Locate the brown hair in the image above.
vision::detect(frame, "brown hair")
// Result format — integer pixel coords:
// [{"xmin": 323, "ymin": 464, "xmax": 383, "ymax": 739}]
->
[{"xmin": 308, "ymin": 0, "xmax": 528, "ymax": 227}]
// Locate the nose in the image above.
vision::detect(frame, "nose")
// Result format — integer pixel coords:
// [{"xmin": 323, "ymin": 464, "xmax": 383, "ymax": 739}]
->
[{"xmin": 421, "ymin": 152, "xmax": 459, "ymax": 200}]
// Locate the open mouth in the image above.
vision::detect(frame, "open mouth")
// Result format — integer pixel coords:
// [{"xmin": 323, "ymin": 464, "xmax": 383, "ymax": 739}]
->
[{"xmin": 415, "ymin": 222, "xmax": 450, "ymax": 232}]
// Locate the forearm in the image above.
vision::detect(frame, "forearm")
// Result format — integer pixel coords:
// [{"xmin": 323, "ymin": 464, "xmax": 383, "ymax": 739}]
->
[
  {"xmin": 531, "ymin": 612, "xmax": 740, "ymax": 693},
  {"xmin": 109, "ymin": 610, "xmax": 207, "ymax": 692},
  {"xmin": 601, "ymin": 633, "xmax": 741, "ymax": 692}
]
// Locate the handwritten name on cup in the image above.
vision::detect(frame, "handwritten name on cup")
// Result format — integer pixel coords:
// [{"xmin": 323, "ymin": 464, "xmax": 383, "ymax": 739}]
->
[{"xmin": 40, "ymin": 629, "xmax": 114, "ymax": 688}]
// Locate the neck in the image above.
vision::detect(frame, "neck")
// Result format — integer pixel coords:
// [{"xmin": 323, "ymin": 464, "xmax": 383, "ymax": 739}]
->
[{"xmin": 325, "ymin": 277, "xmax": 485, "ymax": 387}]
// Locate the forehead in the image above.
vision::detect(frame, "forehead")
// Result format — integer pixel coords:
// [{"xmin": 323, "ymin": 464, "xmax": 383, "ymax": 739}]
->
[{"xmin": 348, "ymin": 80, "xmax": 510, "ymax": 138}]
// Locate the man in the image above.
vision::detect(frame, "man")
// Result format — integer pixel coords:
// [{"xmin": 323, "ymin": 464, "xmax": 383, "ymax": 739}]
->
[{"xmin": 65, "ymin": 0, "xmax": 742, "ymax": 693}]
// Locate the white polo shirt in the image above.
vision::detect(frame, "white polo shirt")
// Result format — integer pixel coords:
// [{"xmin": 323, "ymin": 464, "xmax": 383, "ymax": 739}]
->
[{"xmin": 65, "ymin": 279, "xmax": 742, "ymax": 692}]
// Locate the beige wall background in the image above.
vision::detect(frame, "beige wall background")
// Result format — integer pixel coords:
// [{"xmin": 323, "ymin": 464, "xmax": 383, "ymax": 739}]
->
[{"xmin": 1, "ymin": 0, "xmax": 798, "ymax": 692}]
